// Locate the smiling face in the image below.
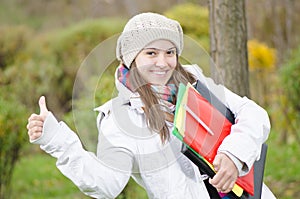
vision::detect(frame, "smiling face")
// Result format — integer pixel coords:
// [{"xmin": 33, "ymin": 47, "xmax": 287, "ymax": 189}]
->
[{"xmin": 134, "ymin": 40, "xmax": 177, "ymax": 85}]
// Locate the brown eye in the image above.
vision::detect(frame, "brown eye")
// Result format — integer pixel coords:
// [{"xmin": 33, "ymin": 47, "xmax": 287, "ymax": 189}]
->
[
  {"xmin": 146, "ymin": 51, "xmax": 156, "ymax": 56},
  {"xmin": 166, "ymin": 48, "xmax": 176, "ymax": 57},
  {"xmin": 166, "ymin": 50, "xmax": 175, "ymax": 55}
]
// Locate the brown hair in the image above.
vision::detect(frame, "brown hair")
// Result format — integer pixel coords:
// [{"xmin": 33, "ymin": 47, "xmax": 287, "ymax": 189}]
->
[{"xmin": 129, "ymin": 60, "xmax": 196, "ymax": 144}]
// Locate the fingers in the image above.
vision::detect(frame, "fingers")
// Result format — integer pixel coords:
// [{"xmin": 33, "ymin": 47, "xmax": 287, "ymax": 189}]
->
[
  {"xmin": 28, "ymin": 113, "xmax": 45, "ymax": 123},
  {"xmin": 27, "ymin": 126, "xmax": 43, "ymax": 140},
  {"xmin": 212, "ymin": 153, "xmax": 221, "ymax": 172},
  {"xmin": 212, "ymin": 172, "xmax": 235, "ymax": 193},
  {"xmin": 209, "ymin": 153, "xmax": 238, "ymax": 193},
  {"xmin": 27, "ymin": 113, "xmax": 45, "ymax": 141},
  {"xmin": 27, "ymin": 120, "xmax": 44, "ymax": 129}
]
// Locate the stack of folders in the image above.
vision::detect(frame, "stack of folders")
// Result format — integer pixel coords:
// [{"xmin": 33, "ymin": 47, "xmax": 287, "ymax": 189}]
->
[{"xmin": 172, "ymin": 80, "xmax": 254, "ymax": 199}]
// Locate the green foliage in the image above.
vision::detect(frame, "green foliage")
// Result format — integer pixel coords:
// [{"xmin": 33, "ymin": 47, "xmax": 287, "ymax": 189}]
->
[
  {"xmin": 0, "ymin": 25, "xmax": 33, "ymax": 68},
  {"xmin": 280, "ymin": 46, "xmax": 300, "ymax": 112},
  {"xmin": 264, "ymin": 130, "xmax": 300, "ymax": 199},
  {"xmin": 276, "ymin": 46, "xmax": 300, "ymax": 144},
  {"xmin": 164, "ymin": 3, "xmax": 209, "ymax": 38},
  {"xmin": 0, "ymin": 24, "xmax": 32, "ymax": 199},
  {"xmin": 11, "ymin": 153, "xmax": 90, "ymax": 199},
  {"xmin": 0, "ymin": 88, "xmax": 27, "ymax": 198},
  {"xmin": 5, "ymin": 18, "xmax": 125, "ymax": 117},
  {"xmin": 0, "ymin": 17, "xmax": 125, "ymax": 198},
  {"xmin": 11, "ymin": 153, "xmax": 147, "ymax": 199},
  {"xmin": 164, "ymin": 3, "xmax": 209, "ymax": 50}
]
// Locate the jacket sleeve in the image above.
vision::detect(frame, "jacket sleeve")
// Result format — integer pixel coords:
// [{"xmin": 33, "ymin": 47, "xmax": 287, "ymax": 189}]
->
[
  {"xmin": 31, "ymin": 112, "xmax": 132, "ymax": 199},
  {"xmin": 185, "ymin": 64, "xmax": 271, "ymax": 176},
  {"xmin": 218, "ymin": 88, "xmax": 270, "ymax": 175}
]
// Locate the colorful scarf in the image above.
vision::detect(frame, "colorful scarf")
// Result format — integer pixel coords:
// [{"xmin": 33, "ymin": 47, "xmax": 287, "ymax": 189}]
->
[{"xmin": 118, "ymin": 65, "xmax": 177, "ymax": 104}]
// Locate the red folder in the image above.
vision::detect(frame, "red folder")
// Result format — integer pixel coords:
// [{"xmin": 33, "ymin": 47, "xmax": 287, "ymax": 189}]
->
[{"xmin": 173, "ymin": 81, "xmax": 254, "ymax": 196}]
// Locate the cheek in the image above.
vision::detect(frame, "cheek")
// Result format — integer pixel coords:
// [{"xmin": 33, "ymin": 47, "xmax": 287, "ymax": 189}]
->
[
  {"xmin": 135, "ymin": 65, "xmax": 150, "ymax": 80},
  {"xmin": 137, "ymin": 60, "xmax": 155, "ymax": 70},
  {"xmin": 135, "ymin": 55, "xmax": 153, "ymax": 67},
  {"xmin": 169, "ymin": 57, "xmax": 177, "ymax": 68}
]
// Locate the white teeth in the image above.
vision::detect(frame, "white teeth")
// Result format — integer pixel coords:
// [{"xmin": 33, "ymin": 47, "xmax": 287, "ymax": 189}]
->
[{"xmin": 153, "ymin": 71, "xmax": 166, "ymax": 75}]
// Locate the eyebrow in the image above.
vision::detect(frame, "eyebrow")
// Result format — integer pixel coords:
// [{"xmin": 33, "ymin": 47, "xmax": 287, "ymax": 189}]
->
[{"xmin": 143, "ymin": 47, "xmax": 177, "ymax": 51}]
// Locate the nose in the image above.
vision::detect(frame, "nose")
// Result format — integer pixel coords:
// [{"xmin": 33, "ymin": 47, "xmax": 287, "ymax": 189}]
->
[{"xmin": 155, "ymin": 53, "xmax": 167, "ymax": 68}]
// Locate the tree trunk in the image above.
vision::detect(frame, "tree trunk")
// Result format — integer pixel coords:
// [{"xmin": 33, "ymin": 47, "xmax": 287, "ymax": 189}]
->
[{"xmin": 209, "ymin": 0, "xmax": 250, "ymax": 97}]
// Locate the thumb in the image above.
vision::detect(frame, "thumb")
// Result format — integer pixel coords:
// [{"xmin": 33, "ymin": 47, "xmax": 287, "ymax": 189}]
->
[
  {"xmin": 39, "ymin": 96, "xmax": 49, "ymax": 117},
  {"xmin": 213, "ymin": 154, "xmax": 222, "ymax": 172}
]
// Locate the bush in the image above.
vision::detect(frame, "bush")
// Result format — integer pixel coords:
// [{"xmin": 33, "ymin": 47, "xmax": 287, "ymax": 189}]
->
[
  {"xmin": 0, "ymin": 25, "xmax": 31, "ymax": 198},
  {"xmin": 5, "ymin": 18, "xmax": 125, "ymax": 117},
  {"xmin": 0, "ymin": 25, "xmax": 32, "ymax": 69},
  {"xmin": 0, "ymin": 18, "xmax": 125, "ymax": 197},
  {"xmin": 247, "ymin": 39, "xmax": 277, "ymax": 106},
  {"xmin": 164, "ymin": 3, "xmax": 209, "ymax": 50},
  {"xmin": 248, "ymin": 39, "xmax": 276, "ymax": 72},
  {"xmin": 280, "ymin": 46, "xmax": 300, "ymax": 112},
  {"xmin": 277, "ymin": 45, "xmax": 300, "ymax": 144},
  {"xmin": 164, "ymin": 3, "xmax": 209, "ymax": 38},
  {"xmin": 0, "ymin": 88, "xmax": 27, "ymax": 198}
]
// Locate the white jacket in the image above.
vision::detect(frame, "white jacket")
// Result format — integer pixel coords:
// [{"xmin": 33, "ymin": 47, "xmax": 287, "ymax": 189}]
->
[{"xmin": 32, "ymin": 64, "xmax": 273, "ymax": 199}]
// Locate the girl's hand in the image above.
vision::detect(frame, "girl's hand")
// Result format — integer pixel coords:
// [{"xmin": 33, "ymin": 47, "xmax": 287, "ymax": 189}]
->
[
  {"xmin": 209, "ymin": 153, "xmax": 238, "ymax": 193},
  {"xmin": 27, "ymin": 96, "xmax": 49, "ymax": 141}
]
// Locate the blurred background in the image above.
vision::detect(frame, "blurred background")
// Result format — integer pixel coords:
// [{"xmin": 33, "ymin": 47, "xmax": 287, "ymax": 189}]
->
[{"xmin": 0, "ymin": 0, "xmax": 300, "ymax": 198}]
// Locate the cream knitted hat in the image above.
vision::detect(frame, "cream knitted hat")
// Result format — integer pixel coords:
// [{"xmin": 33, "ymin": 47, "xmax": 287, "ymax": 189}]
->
[{"xmin": 116, "ymin": 12, "xmax": 183, "ymax": 68}]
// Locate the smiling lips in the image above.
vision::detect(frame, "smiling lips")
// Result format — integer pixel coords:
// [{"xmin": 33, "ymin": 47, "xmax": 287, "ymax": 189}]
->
[{"xmin": 150, "ymin": 70, "xmax": 168, "ymax": 76}]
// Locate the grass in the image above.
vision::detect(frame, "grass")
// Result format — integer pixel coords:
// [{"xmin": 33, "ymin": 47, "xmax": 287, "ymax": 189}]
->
[
  {"xmin": 263, "ymin": 130, "xmax": 300, "ymax": 199},
  {"xmin": 11, "ymin": 148, "xmax": 90, "ymax": 199},
  {"xmin": 10, "ymin": 130, "xmax": 300, "ymax": 199},
  {"xmin": 10, "ymin": 144, "xmax": 147, "ymax": 199}
]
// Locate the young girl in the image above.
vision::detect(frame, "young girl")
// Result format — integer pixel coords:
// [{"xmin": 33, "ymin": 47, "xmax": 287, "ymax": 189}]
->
[{"xmin": 27, "ymin": 13, "xmax": 275, "ymax": 198}]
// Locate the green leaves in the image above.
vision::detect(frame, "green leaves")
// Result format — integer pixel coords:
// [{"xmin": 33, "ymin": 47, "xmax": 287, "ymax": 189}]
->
[
  {"xmin": 0, "ymin": 18, "xmax": 125, "ymax": 198},
  {"xmin": 280, "ymin": 46, "xmax": 300, "ymax": 112},
  {"xmin": 0, "ymin": 89, "xmax": 27, "ymax": 198},
  {"xmin": 164, "ymin": 3, "xmax": 210, "ymax": 50}
]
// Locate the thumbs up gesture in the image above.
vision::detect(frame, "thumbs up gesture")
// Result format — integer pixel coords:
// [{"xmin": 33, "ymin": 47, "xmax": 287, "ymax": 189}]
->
[{"xmin": 27, "ymin": 96, "xmax": 50, "ymax": 141}]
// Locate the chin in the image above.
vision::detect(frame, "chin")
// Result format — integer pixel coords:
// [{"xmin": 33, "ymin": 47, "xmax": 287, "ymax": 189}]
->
[{"xmin": 152, "ymin": 82, "xmax": 168, "ymax": 85}]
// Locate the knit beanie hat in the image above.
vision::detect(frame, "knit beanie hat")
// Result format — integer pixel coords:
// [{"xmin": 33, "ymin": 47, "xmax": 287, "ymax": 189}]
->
[{"xmin": 116, "ymin": 12, "xmax": 183, "ymax": 68}]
